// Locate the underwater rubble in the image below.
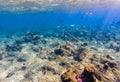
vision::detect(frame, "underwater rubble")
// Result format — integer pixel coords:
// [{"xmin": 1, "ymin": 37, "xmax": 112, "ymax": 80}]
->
[
  {"xmin": 59, "ymin": 43, "xmax": 120, "ymax": 82},
  {"xmin": 0, "ymin": 29, "xmax": 120, "ymax": 82}
]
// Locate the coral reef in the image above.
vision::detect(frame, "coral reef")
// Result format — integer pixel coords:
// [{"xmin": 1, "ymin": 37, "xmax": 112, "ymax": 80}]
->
[
  {"xmin": 54, "ymin": 42, "xmax": 76, "ymax": 56},
  {"xmin": 61, "ymin": 64, "xmax": 103, "ymax": 82},
  {"xmin": 60, "ymin": 44, "xmax": 120, "ymax": 82},
  {"xmin": 0, "ymin": 29, "xmax": 120, "ymax": 82}
]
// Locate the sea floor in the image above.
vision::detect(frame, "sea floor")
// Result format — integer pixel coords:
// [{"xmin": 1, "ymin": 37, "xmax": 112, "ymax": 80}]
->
[{"xmin": 0, "ymin": 25, "xmax": 120, "ymax": 82}]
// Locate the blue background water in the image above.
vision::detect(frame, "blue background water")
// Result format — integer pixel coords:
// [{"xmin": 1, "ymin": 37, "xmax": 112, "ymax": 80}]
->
[{"xmin": 0, "ymin": 7, "xmax": 120, "ymax": 37}]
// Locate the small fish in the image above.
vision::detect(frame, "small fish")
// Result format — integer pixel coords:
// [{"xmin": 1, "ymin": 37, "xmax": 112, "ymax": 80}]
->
[
  {"xmin": 116, "ymin": 21, "xmax": 120, "ymax": 24},
  {"xmin": 6, "ymin": 35, "xmax": 9, "ymax": 38},
  {"xmin": 58, "ymin": 19, "xmax": 63, "ymax": 22}
]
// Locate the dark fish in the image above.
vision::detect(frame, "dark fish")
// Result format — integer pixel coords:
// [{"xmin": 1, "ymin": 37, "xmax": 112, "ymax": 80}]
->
[
  {"xmin": 6, "ymin": 35, "xmax": 9, "ymax": 38},
  {"xmin": 110, "ymin": 21, "xmax": 120, "ymax": 26},
  {"xmin": 110, "ymin": 22, "xmax": 114, "ymax": 26},
  {"xmin": 116, "ymin": 21, "xmax": 120, "ymax": 24},
  {"xmin": 58, "ymin": 19, "xmax": 63, "ymax": 22}
]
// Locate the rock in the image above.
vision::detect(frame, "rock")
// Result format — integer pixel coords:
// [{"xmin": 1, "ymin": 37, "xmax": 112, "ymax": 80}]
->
[
  {"xmin": 109, "ymin": 43, "xmax": 120, "ymax": 52},
  {"xmin": 107, "ymin": 62, "xmax": 117, "ymax": 68},
  {"xmin": 54, "ymin": 49, "xmax": 63, "ymax": 55},
  {"xmin": 82, "ymin": 64, "xmax": 102, "ymax": 82},
  {"xmin": 17, "ymin": 57, "xmax": 26, "ymax": 62},
  {"xmin": 6, "ymin": 44, "xmax": 23, "ymax": 52},
  {"xmin": 21, "ymin": 66, "xmax": 27, "ymax": 70},
  {"xmin": 24, "ymin": 71, "xmax": 33, "ymax": 79},
  {"xmin": 106, "ymin": 55, "xmax": 114, "ymax": 60},
  {"xmin": 114, "ymin": 47, "xmax": 120, "ymax": 52},
  {"xmin": 61, "ymin": 68, "xmax": 79, "ymax": 82},
  {"xmin": 54, "ymin": 43, "xmax": 76, "ymax": 56},
  {"xmin": 41, "ymin": 65, "xmax": 59, "ymax": 75},
  {"xmin": 59, "ymin": 62, "xmax": 70, "ymax": 68},
  {"xmin": 31, "ymin": 46, "xmax": 42, "ymax": 52},
  {"xmin": 74, "ymin": 52, "xmax": 87, "ymax": 61},
  {"xmin": 0, "ymin": 54, "xmax": 2, "ymax": 60},
  {"xmin": 23, "ymin": 32, "xmax": 41, "ymax": 45},
  {"xmin": 74, "ymin": 47, "xmax": 88, "ymax": 61},
  {"xmin": 60, "ymin": 44, "xmax": 120, "ymax": 82},
  {"xmin": 61, "ymin": 64, "xmax": 103, "ymax": 82},
  {"xmin": 81, "ymin": 42, "xmax": 88, "ymax": 46},
  {"xmin": 41, "ymin": 40, "xmax": 47, "ymax": 44}
]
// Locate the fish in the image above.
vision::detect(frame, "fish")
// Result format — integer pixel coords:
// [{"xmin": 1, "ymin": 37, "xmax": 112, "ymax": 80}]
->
[
  {"xmin": 58, "ymin": 19, "xmax": 63, "ymax": 22},
  {"xmin": 116, "ymin": 21, "xmax": 120, "ymax": 25}
]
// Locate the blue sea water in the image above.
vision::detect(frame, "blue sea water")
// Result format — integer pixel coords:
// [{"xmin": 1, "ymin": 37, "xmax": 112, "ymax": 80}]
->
[
  {"xmin": 0, "ymin": 1, "xmax": 120, "ymax": 46},
  {"xmin": 0, "ymin": 11, "xmax": 119, "ymax": 27},
  {"xmin": 0, "ymin": 8, "xmax": 120, "ymax": 31}
]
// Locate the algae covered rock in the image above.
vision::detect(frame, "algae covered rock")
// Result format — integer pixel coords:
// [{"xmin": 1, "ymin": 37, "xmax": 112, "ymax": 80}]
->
[
  {"xmin": 82, "ymin": 64, "xmax": 102, "ymax": 82},
  {"xmin": 109, "ymin": 42, "xmax": 120, "ymax": 52},
  {"xmin": 6, "ymin": 44, "xmax": 23, "ymax": 52},
  {"xmin": 60, "ymin": 44, "xmax": 120, "ymax": 82},
  {"xmin": 54, "ymin": 49, "xmax": 64, "ymax": 55},
  {"xmin": 61, "ymin": 64, "xmax": 103, "ymax": 82},
  {"xmin": 54, "ymin": 42, "xmax": 76, "ymax": 56},
  {"xmin": 61, "ymin": 68, "xmax": 78, "ymax": 82}
]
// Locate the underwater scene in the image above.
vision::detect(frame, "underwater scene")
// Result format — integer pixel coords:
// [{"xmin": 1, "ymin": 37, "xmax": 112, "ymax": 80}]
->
[{"xmin": 0, "ymin": 0, "xmax": 120, "ymax": 82}]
